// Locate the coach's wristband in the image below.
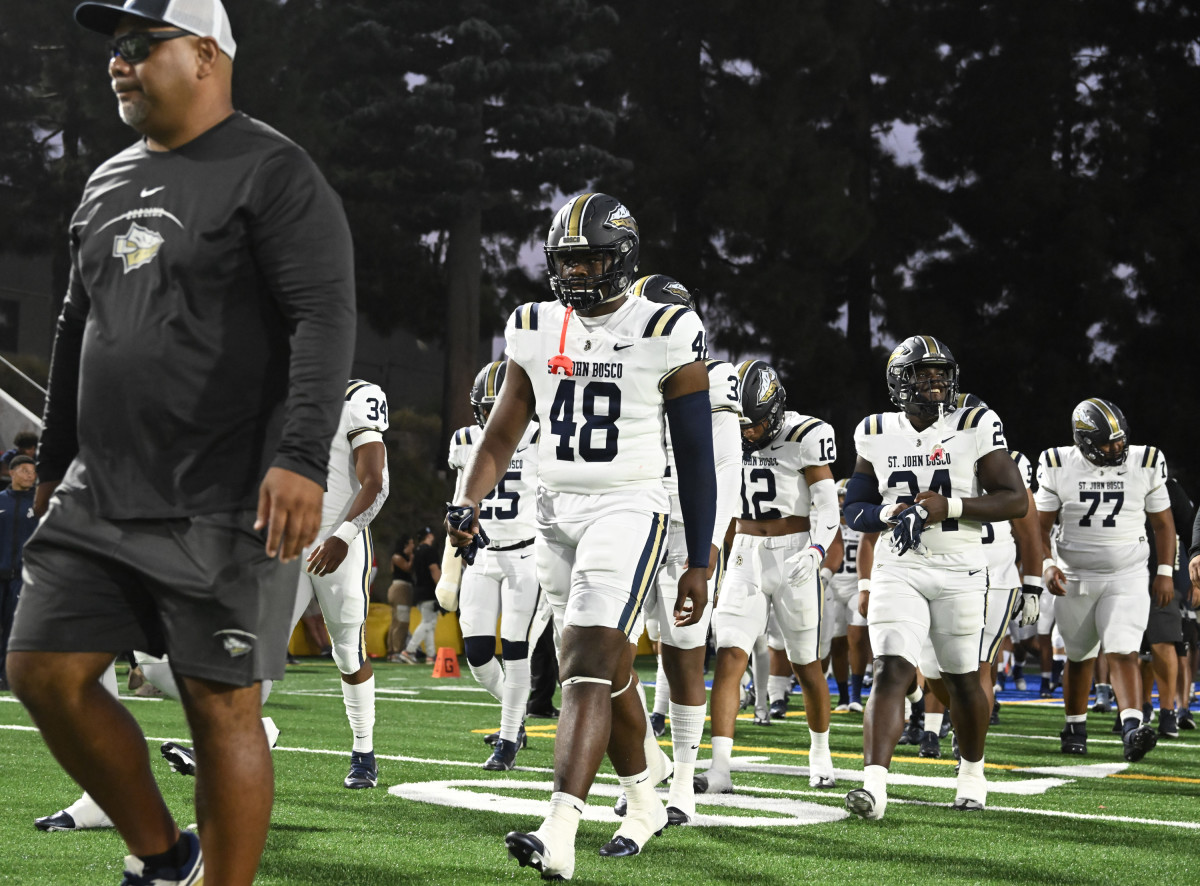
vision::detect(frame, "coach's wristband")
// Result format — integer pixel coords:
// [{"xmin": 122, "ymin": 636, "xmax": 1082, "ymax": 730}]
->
[
  {"xmin": 333, "ymin": 521, "xmax": 359, "ymax": 545},
  {"xmin": 945, "ymin": 496, "xmax": 964, "ymax": 519},
  {"xmin": 1023, "ymin": 574, "xmax": 1044, "ymax": 589},
  {"xmin": 858, "ymin": 579, "xmax": 871, "ymax": 593},
  {"xmin": 1042, "ymin": 557, "xmax": 1057, "ymax": 576},
  {"xmin": 1157, "ymin": 563, "xmax": 1174, "ymax": 577}
]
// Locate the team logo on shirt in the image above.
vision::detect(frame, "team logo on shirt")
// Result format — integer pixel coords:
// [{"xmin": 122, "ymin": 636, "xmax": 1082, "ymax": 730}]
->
[{"xmin": 112, "ymin": 222, "xmax": 164, "ymax": 273}]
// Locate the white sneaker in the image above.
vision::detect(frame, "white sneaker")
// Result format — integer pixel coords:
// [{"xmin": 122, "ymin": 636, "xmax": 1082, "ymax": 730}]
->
[
  {"xmin": 1015, "ymin": 677, "xmax": 1027, "ymax": 691},
  {"xmin": 692, "ymin": 768, "xmax": 733, "ymax": 794},
  {"xmin": 834, "ymin": 702, "xmax": 850, "ymax": 713},
  {"xmin": 121, "ymin": 830, "xmax": 203, "ymax": 885},
  {"xmin": 506, "ymin": 829, "xmax": 575, "ymax": 880},
  {"xmin": 848, "ymin": 701, "xmax": 864, "ymax": 713},
  {"xmin": 845, "ymin": 788, "xmax": 886, "ymax": 820}
]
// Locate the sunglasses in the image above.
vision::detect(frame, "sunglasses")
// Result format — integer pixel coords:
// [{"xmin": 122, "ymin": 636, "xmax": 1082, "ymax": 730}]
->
[{"xmin": 108, "ymin": 29, "xmax": 191, "ymax": 64}]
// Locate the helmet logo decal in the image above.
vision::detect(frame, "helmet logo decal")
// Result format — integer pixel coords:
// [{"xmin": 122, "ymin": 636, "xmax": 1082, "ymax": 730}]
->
[
  {"xmin": 1073, "ymin": 407, "xmax": 1098, "ymax": 432},
  {"xmin": 756, "ymin": 369, "xmax": 778, "ymax": 406},
  {"xmin": 662, "ymin": 281, "xmax": 690, "ymax": 301},
  {"xmin": 887, "ymin": 343, "xmax": 910, "ymax": 369},
  {"xmin": 605, "ymin": 203, "xmax": 639, "ymax": 234}
]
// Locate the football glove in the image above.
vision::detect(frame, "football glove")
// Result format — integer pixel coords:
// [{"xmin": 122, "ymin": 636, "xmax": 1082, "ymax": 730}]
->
[
  {"xmin": 888, "ymin": 504, "xmax": 930, "ymax": 557},
  {"xmin": 1014, "ymin": 585, "xmax": 1042, "ymax": 627},
  {"xmin": 786, "ymin": 545, "xmax": 826, "ymax": 590},
  {"xmin": 445, "ymin": 502, "xmax": 490, "ymax": 566}
]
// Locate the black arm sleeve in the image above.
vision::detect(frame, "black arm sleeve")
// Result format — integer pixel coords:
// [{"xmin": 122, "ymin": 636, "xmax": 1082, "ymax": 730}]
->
[
  {"xmin": 36, "ymin": 261, "xmax": 90, "ymax": 484},
  {"xmin": 666, "ymin": 390, "xmax": 717, "ymax": 569},
  {"xmin": 251, "ymin": 150, "xmax": 357, "ymax": 487},
  {"xmin": 1190, "ymin": 491, "xmax": 1200, "ymax": 562}
]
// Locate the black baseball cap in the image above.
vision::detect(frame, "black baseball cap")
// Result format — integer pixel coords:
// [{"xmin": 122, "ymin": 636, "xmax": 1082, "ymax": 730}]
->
[{"xmin": 75, "ymin": 0, "xmax": 237, "ymax": 59}]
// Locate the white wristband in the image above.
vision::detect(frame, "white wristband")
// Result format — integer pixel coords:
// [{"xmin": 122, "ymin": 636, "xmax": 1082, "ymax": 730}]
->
[
  {"xmin": 1157, "ymin": 563, "xmax": 1174, "ymax": 577},
  {"xmin": 1023, "ymin": 574, "xmax": 1044, "ymax": 588},
  {"xmin": 1042, "ymin": 557, "xmax": 1057, "ymax": 575},
  {"xmin": 858, "ymin": 579, "xmax": 871, "ymax": 593},
  {"xmin": 332, "ymin": 521, "xmax": 359, "ymax": 545},
  {"xmin": 820, "ymin": 567, "xmax": 834, "ymax": 586},
  {"xmin": 945, "ymin": 496, "xmax": 964, "ymax": 519}
]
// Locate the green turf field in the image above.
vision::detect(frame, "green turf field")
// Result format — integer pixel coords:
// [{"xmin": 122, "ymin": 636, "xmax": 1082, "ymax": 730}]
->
[{"xmin": 2, "ymin": 658, "xmax": 1198, "ymax": 885}]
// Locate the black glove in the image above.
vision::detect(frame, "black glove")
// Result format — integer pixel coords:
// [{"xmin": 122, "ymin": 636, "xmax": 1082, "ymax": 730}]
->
[
  {"xmin": 888, "ymin": 504, "xmax": 930, "ymax": 557},
  {"xmin": 446, "ymin": 502, "xmax": 490, "ymax": 566}
]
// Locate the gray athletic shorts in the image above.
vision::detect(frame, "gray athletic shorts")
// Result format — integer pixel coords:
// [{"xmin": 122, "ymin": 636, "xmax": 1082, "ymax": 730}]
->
[
  {"xmin": 8, "ymin": 481, "xmax": 298, "ymax": 686},
  {"xmin": 1143, "ymin": 585, "xmax": 1186, "ymax": 646}
]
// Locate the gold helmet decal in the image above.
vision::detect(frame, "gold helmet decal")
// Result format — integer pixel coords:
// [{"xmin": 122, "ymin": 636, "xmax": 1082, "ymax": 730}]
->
[
  {"xmin": 756, "ymin": 368, "xmax": 778, "ymax": 406},
  {"xmin": 663, "ymin": 281, "xmax": 690, "ymax": 301},
  {"xmin": 605, "ymin": 202, "xmax": 639, "ymax": 234},
  {"xmin": 887, "ymin": 342, "xmax": 911, "ymax": 370},
  {"xmin": 1073, "ymin": 405, "xmax": 1098, "ymax": 432}
]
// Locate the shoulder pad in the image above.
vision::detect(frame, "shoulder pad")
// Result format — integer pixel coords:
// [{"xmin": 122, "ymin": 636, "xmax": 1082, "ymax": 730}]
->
[
  {"xmin": 345, "ymin": 379, "xmax": 373, "ymax": 401},
  {"xmin": 1141, "ymin": 446, "xmax": 1161, "ymax": 468},
  {"xmin": 785, "ymin": 417, "xmax": 825, "ymax": 444},
  {"xmin": 860, "ymin": 414, "xmax": 885, "ymax": 436},
  {"xmin": 1041, "ymin": 447, "xmax": 1063, "ymax": 469},
  {"xmin": 530, "ymin": 428, "xmax": 540, "ymax": 445},
  {"xmin": 642, "ymin": 304, "xmax": 690, "ymax": 338},
  {"xmin": 1008, "ymin": 449, "xmax": 1023, "ymax": 464},
  {"xmin": 956, "ymin": 406, "xmax": 987, "ymax": 430},
  {"xmin": 511, "ymin": 303, "xmax": 540, "ymax": 331},
  {"xmin": 453, "ymin": 427, "xmax": 474, "ymax": 446}
]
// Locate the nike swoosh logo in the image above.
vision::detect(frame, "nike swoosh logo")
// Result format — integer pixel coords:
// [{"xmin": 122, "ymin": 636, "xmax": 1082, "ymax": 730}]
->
[
  {"xmin": 614, "ymin": 343, "xmax": 634, "ymax": 351},
  {"xmin": 1116, "ymin": 471, "xmax": 1127, "ymax": 475},
  {"xmin": 770, "ymin": 445, "xmax": 785, "ymax": 450},
  {"xmin": 140, "ymin": 186, "xmax": 165, "ymax": 197},
  {"xmin": 520, "ymin": 554, "xmax": 531, "ymax": 559},
  {"xmin": 969, "ymin": 569, "xmax": 982, "ymax": 576},
  {"xmin": 942, "ymin": 436, "xmax": 956, "ymax": 443}
]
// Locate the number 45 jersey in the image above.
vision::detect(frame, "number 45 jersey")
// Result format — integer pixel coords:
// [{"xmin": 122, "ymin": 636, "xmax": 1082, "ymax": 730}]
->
[
  {"xmin": 1034, "ymin": 444, "xmax": 1169, "ymax": 580},
  {"xmin": 505, "ymin": 297, "xmax": 707, "ymax": 512},
  {"xmin": 448, "ymin": 423, "xmax": 540, "ymax": 545},
  {"xmin": 854, "ymin": 405, "xmax": 1008, "ymax": 561}
]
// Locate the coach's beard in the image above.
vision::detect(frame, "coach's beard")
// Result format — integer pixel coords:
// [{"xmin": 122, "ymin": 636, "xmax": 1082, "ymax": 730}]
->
[{"xmin": 118, "ymin": 93, "xmax": 149, "ymax": 128}]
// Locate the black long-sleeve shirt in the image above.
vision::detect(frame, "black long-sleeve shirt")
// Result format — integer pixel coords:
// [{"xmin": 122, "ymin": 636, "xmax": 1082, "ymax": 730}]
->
[{"xmin": 38, "ymin": 112, "xmax": 356, "ymax": 518}]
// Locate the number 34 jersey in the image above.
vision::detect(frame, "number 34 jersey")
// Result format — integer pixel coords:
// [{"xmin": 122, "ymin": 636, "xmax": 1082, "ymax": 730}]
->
[
  {"xmin": 1034, "ymin": 444, "xmax": 1169, "ymax": 580},
  {"xmin": 505, "ymin": 297, "xmax": 707, "ymax": 510},
  {"xmin": 740, "ymin": 411, "xmax": 836, "ymax": 521},
  {"xmin": 854, "ymin": 406, "xmax": 1008, "ymax": 561},
  {"xmin": 322, "ymin": 380, "xmax": 390, "ymax": 529},
  {"xmin": 448, "ymin": 423, "xmax": 540, "ymax": 544}
]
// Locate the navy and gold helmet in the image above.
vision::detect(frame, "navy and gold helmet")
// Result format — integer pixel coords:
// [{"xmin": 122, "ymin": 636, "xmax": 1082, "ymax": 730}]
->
[
  {"xmin": 736, "ymin": 359, "xmax": 787, "ymax": 453},
  {"xmin": 886, "ymin": 335, "xmax": 960, "ymax": 420},
  {"xmin": 1072, "ymin": 398, "xmax": 1128, "ymax": 466},
  {"xmin": 469, "ymin": 360, "xmax": 507, "ymax": 428},
  {"xmin": 954, "ymin": 392, "xmax": 988, "ymax": 410},
  {"xmin": 629, "ymin": 274, "xmax": 694, "ymax": 309},
  {"xmin": 545, "ymin": 193, "xmax": 640, "ymax": 310}
]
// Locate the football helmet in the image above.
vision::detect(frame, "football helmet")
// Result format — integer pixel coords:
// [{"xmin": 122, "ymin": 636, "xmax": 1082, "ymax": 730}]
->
[
  {"xmin": 954, "ymin": 392, "xmax": 987, "ymax": 410},
  {"xmin": 886, "ymin": 335, "xmax": 959, "ymax": 420},
  {"xmin": 629, "ymin": 274, "xmax": 694, "ymax": 309},
  {"xmin": 736, "ymin": 359, "xmax": 787, "ymax": 453},
  {"xmin": 470, "ymin": 360, "xmax": 507, "ymax": 428},
  {"xmin": 545, "ymin": 193, "xmax": 639, "ymax": 310},
  {"xmin": 1072, "ymin": 398, "xmax": 1128, "ymax": 466}
]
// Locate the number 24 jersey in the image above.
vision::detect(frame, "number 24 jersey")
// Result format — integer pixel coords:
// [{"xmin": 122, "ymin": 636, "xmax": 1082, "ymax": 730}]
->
[
  {"xmin": 504, "ymin": 297, "xmax": 707, "ymax": 508},
  {"xmin": 854, "ymin": 406, "xmax": 1008, "ymax": 560}
]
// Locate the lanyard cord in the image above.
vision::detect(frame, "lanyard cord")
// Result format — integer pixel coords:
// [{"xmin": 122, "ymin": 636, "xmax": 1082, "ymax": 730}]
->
[{"xmin": 547, "ymin": 306, "xmax": 575, "ymax": 376}]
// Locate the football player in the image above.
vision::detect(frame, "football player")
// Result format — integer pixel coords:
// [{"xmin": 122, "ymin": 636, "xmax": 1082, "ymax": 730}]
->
[
  {"xmin": 1036, "ymin": 398, "xmax": 1173, "ymax": 761},
  {"xmin": 290, "ymin": 379, "xmax": 389, "ymax": 788},
  {"xmin": 622, "ymin": 275, "xmax": 743, "ymax": 825},
  {"xmin": 447, "ymin": 194, "xmax": 717, "ymax": 881},
  {"xmin": 842, "ymin": 335, "xmax": 1027, "ymax": 818},
  {"xmin": 696, "ymin": 360, "xmax": 840, "ymax": 795},
  {"xmin": 439, "ymin": 360, "xmax": 550, "ymax": 770},
  {"xmin": 827, "ymin": 479, "xmax": 870, "ymax": 712}
]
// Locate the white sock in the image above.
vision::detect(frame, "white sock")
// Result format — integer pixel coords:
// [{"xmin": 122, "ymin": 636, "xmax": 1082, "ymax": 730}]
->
[
  {"xmin": 768, "ymin": 675, "xmax": 791, "ymax": 704},
  {"xmin": 667, "ymin": 702, "xmax": 707, "ymax": 801},
  {"xmin": 500, "ymin": 656, "xmax": 531, "ymax": 742},
  {"xmin": 633, "ymin": 676, "xmax": 661, "ymax": 770},
  {"xmin": 752, "ymin": 642, "xmax": 769, "ymax": 713},
  {"xmin": 925, "ymin": 712, "xmax": 943, "ymax": 735},
  {"xmin": 1065, "ymin": 713, "xmax": 1087, "ymax": 725},
  {"xmin": 906, "ymin": 685, "xmax": 924, "ymax": 704},
  {"xmin": 539, "ymin": 791, "xmax": 584, "ymax": 846},
  {"xmin": 65, "ymin": 792, "xmax": 112, "ymax": 828},
  {"xmin": 342, "ymin": 676, "xmax": 375, "ymax": 754},
  {"xmin": 710, "ymin": 735, "xmax": 733, "ymax": 776},
  {"xmin": 1119, "ymin": 707, "xmax": 1143, "ymax": 726},
  {"xmin": 469, "ymin": 657, "xmax": 505, "ymax": 702},
  {"xmin": 959, "ymin": 756, "xmax": 985, "ymax": 779},
  {"xmin": 260, "ymin": 679, "xmax": 273, "ymax": 705},
  {"xmin": 809, "ymin": 728, "xmax": 832, "ymax": 773},
  {"xmin": 100, "ymin": 663, "xmax": 119, "ymax": 698},
  {"xmin": 653, "ymin": 657, "xmax": 671, "ymax": 716},
  {"xmin": 863, "ymin": 763, "xmax": 888, "ymax": 798},
  {"xmin": 617, "ymin": 767, "xmax": 660, "ymax": 817}
]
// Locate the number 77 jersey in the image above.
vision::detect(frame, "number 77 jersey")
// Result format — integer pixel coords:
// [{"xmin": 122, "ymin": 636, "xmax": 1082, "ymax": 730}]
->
[
  {"xmin": 505, "ymin": 297, "xmax": 707, "ymax": 509},
  {"xmin": 854, "ymin": 405, "xmax": 1009, "ymax": 559}
]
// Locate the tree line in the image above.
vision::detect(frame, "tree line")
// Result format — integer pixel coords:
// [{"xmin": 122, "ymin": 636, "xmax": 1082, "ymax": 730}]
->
[{"xmin": 2, "ymin": 0, "xmax": 1196, "ymax": 491}]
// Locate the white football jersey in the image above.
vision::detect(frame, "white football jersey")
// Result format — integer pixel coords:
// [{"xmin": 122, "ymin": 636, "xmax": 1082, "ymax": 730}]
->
[
  {"xmin": 321, "ymin": 380, "xmax": 389, "ymax": 528},
  {"xmin": 448, "ymin": 422, "xmax": 540, "ymax": 543},
  {"xmin": 982, "ymin": 450, "xmax": 1033, "ymax": 588},
  {"xmin": 854, "ymin": 405, "xmax": 1008, "ymax": 560},
  {"xmin": 739, "ymin": 410, "xmax": 836, "ymax": 521},
  {"xmin": 1035, "ymin": 444, "xmax": 1169, "ymax": 579},
  {"xmin": 664, "ymin": 358, "xmax": 740, "ymax": 500},
  {"xmin": 829, "ymin": 524, "xmax": 863, "ymax": 598},
  {"xmin": 504, "ymin": 297, "xmax": 707, "ymax": 507}
]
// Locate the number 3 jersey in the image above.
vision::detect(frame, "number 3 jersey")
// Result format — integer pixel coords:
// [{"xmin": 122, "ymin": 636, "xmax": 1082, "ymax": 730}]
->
[
  {"xmin": 322, "ymin": 380, "xmax": 390, "ymax": 529},
  {"xmin": 854, "ymin": 405, "xmax": 1008, "ymax": 562},
  {"xmin": 1034, "ymin": 444, "xmax": 1169, "ymax": 580},
  {"xmin": 448, "ymin": 423, "xmax": 540, "ymax": 544},
  {"xmin": 504, "ymin": 297, "xmax": 707, "ymax": 512},
  {"xmin": 739, "ymin": 410, "xmax": 836, "ymax": 522}
]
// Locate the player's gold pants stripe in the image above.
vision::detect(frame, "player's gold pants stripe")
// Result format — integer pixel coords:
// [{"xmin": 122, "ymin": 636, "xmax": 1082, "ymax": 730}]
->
[
  {"xmin": 357, "ymin": 528, "xmax": 373, "ymax": 669},
  {"xmin": 984, "ymin": 586, "xmax": 1020, "ymax": 664},
  {"xmin": 619, "ymin": 513, "xmax": 669, "ymax": 636}
]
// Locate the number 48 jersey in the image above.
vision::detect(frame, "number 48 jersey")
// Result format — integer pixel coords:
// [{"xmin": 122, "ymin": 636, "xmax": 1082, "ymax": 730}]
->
[
  {"xmin": 1034, "ymin": 443, "xmax": 1169, "ymax": 580},
  {"xmin": 854, "ymin": 405, "xmax": 1008, "ymax": 560},
  {"xmin": 448, "ymin": 422, "xmax": 540, "ymax": 544},
  {"xmin": 322, "ymin": 380, "xmax": 389, "ymax": 529},
  {"xmin": 505, "ymin": 297, "xmax": 707, "ymax": 509}
]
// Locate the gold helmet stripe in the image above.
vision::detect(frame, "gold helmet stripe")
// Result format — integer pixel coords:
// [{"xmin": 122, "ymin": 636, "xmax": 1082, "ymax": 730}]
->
[
  {"xmin": 486, "ymin": 361, "xmax": 502, "ymax": 398},
  {"xmin": 921, "ymin": 335, "xmax": 940, "ymax": 357},
  {"xmin": 567, "ymin": 193, "xmax": 595, "ymax": 237},
  {"xmin": 1086, "ymin": 398, "xmax": 1122, "ymax": 436}
]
